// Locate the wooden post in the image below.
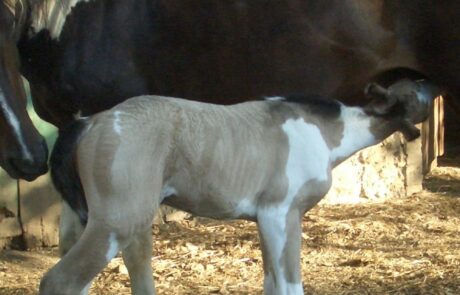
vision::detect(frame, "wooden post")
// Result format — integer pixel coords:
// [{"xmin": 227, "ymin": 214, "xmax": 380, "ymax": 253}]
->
[
  {"xmin": 0, "ymin": 171, "xmax": 22, "ymax": 248},
  {"xmin": 422, "ymin": 96, "xmax": 445, "ymax": 174},
  {"xmin": 19, "ymin": 174, "xmax": 61, "ymax": 248},
  {"xmin": 405, "ymin": 129, "xmax": 423, "ymax": 196}
]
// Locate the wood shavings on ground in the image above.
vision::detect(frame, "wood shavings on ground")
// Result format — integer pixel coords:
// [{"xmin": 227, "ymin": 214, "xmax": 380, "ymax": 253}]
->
[{"xmin": 1, "ymin": 165, "xmax": 460, "ymax": 294}]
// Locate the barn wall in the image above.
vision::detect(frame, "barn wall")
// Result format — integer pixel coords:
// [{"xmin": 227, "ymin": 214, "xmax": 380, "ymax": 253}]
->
[
  {"xmin": 324, "ymin": 132, "xmax": 421, "ymax": 204},
  {"xmin": 19, "ymin": 175, "xmax": 61, "ymax": 248},
  {"xmin": 422, "ymin": 96, "xmax": 444, "ymax": 173},
  {"xmin": 0, "ymin": 97, "xmax": 444, "ymax": 249},
  {"xmin": 0, "ymin": 172, "xmax": 62, "ymax": 249}
]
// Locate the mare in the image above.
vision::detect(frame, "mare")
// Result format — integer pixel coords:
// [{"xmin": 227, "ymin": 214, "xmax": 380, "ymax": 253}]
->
[
  {"xmin": 0, "ymin": 0, "xmax": 459, "ymax": 180},
  {"xmin": 41, "ymin": 79, "xmax": 439, "ymax": 294}
]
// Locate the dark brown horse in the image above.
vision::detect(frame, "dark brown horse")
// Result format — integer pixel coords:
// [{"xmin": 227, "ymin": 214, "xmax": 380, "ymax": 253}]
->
[
  {"xmin": 0, "ymin": 0, "xmax": 459, "ymax": 179},
  {"xmin": 0, "ymin": 0, "xmax": 47, "ymax": 180}
]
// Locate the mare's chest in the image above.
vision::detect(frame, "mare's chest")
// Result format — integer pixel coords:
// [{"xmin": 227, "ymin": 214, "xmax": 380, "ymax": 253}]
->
[{"xmin": 19, "ymin": 31, "xmax": 150, "ymax": 118}]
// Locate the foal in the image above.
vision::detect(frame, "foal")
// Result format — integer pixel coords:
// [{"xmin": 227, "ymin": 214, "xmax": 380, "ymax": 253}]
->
[{"xmin": 42, "ymin": 79, "xmax": 437, "ymax": 295}]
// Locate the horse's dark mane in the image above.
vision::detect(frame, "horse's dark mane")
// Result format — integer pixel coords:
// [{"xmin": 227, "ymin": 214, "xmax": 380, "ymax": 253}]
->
[
  {"xmin": 1, "ymin": 0, "xmax": 12, "ymax": 10},
  {"xmin": 0, "ymin": 0, "xmax": 60, "ymax": 29},
  {"xmin": 27, "ymin": 0, "xmax": 67, "ymax": 25},
  {"xmin": 1, "ymin": 0, "xmax": 17, "ymax": 20}
]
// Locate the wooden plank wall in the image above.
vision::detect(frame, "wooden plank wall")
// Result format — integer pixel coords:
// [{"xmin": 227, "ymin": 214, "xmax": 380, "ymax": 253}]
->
[
  {"xmin": 0, "ymin": 173, "xmax": 61, "ymax": 249},
  {"xmin": 422, "ymin": 96, "xmax": 445, "ymax": 173},
  {"xmin": 0, "ymin": 172, "xmax": 22, "ymax": 249}
]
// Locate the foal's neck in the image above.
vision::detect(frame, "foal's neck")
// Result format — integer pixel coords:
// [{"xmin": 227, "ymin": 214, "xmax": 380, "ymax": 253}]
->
[{"xmin": 329, "ymin": 105, "xmax": 400, "ymax": 167}]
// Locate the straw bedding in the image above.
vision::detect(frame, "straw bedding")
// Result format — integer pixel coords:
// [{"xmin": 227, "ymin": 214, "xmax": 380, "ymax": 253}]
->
[{"xmin": 0, "ymin": 165, "xmax": 459, "ymax": 294}]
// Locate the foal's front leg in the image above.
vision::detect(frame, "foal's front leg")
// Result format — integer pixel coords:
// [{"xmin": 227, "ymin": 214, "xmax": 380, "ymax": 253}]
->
[{"xmin": 257, "ymin": 208, "xmax": 304, "ymax": 295}]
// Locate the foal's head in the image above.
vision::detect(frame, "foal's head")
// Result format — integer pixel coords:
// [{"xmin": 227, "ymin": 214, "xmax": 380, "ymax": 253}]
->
[{"xmin": 364, "ymin": 79, "xmax": 438, "ymax": 141}]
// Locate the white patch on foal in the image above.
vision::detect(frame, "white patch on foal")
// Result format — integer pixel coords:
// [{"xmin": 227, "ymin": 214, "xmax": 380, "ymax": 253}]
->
[
  {"xmin": 257, "ymin": 208, "xmax": 289, "ymax": 289},
  {"xmin": 105, "ymin": 233, "xmax": 119, "ymax": 262},
  {"xmin": 80, "ymin": 282, "xmax": 91, "ymax": 295},
  {"xmin": 415, "ymin": 81, "xmax": 435, "ymax": 104},
  {"xmin": 265, "ymin": 96, "xmax": 285, "ymax": 101},
  {"xmin": 330, "ymin": 106, "xmax": 375, "ymax": 163},
  {"xmin": 73, "ymin": 110, "xmax": 89, "ymax": 120},
  {"xmin": 113, "ymin": 111, "xmax": 123, "ymax": 135},
  {"xmin": 0, "ymin": 90, "xmax": 33, "ymax": 161},
  {"xmin": 262, "ymin": 273, "xmax": 304, "ymax": 295},
  {"xmin": 287, "ymin": 283, "xmax": 304, "ymax": 294},
  {"xmin": 160, "ymin": 184, "xmax": 177, "ymax": 202},
  {"xmin": 235, "ymin": 199, "xmax": 257, "ymax": 218},
  {"xmin": 282, "ymin": 118, "xmax": 330, "ymax": 191},
  {"xmin": 31, "ymin": 0, "xmax": 93, "ymax": 39}
]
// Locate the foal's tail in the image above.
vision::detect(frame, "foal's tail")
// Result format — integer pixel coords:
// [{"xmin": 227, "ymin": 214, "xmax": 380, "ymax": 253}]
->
[{"xmin": 50, "ymin": 119, "xmax": 89, "ymax": 226}]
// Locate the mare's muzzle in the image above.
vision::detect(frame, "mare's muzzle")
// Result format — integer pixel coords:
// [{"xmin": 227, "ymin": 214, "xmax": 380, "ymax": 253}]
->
[{"xmin": 2, "ymin": 137, "xmax": 49, "ymax": 181}]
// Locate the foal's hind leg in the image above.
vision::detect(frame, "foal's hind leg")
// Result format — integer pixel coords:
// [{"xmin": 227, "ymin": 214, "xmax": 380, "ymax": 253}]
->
[
  {"xmin": 59, "ymin": 201, "xmax": 85, "ymax": 256},
  {"xmin": 57, "ymin": 203, "xmax": 92, "ymax": 295},
  {"xmin": 40, "ymin": 221, "xmax": 122, "ymax": 295},
  {"xmin": 122, "ymin": 228, "xmax": 156, "ymax": 295}
]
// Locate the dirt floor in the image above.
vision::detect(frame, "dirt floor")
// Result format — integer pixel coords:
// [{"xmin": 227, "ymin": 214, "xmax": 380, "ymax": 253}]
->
[{"xmin": 1, "ymin": 162, "xmax": 460, "ymax": 294}]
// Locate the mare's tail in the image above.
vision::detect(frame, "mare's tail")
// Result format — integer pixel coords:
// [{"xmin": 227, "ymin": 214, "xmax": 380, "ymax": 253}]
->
[{"xmin": 50, "ymin": 119, "xmax": 89, "ymax": 225}]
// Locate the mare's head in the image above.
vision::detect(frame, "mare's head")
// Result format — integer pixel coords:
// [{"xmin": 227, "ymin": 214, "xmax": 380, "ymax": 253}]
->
[
  {"xmin": 364, "ymin": 79, "xmax": 439, "ymax": 141},
  {"xmin": 0, "ymin": 0, "xmax": 48, "ymax": 181}
]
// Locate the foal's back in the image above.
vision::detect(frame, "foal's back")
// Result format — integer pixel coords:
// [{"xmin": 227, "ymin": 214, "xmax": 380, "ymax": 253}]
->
[
  {"xmin": 77, "ymin": 95, "xmax": 336, "ymax": 221},
  {"xmin": 77, "ymin": 96, "xmax": 294, "ymax": 220}
]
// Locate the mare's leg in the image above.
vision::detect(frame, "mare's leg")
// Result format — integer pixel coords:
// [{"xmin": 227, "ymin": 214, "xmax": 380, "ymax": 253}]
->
[
  {"xmin": 257, "ymin": 208, "xmax": 304, "ymax": 295},
  {"xmin": 59, "ymin": 201, "xmax": 85, "ymax": 256},
  {"xmin": 122, "ymin": 228, "xmax": 156, "ymax": 295}
]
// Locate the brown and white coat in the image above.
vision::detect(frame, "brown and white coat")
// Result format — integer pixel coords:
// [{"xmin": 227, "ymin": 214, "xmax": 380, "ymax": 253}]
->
[{"xmin": 42, "ymin": 79, "xmax": 437, "ymax": 295}]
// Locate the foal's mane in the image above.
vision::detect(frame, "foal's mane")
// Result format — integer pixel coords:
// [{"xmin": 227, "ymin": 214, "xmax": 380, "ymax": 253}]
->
[{"xmin": 286, "ymin": 94, "xmax": 342, "ymax": 118}]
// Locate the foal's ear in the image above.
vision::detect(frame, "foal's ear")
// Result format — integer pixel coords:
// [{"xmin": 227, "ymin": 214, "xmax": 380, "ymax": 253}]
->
[
  {"xmin": 365, "ymin": 83, "xmax": 388, "ymax": 100},
  {"xmin": 364, "ymin": 82, "xmax": 397, "ymax": 115}
]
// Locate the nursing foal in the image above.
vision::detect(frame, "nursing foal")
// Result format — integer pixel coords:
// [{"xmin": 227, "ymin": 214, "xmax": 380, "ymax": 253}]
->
[{"xmin": 42, "ymin": 79, "xmax": 437, "ymax": 295}]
